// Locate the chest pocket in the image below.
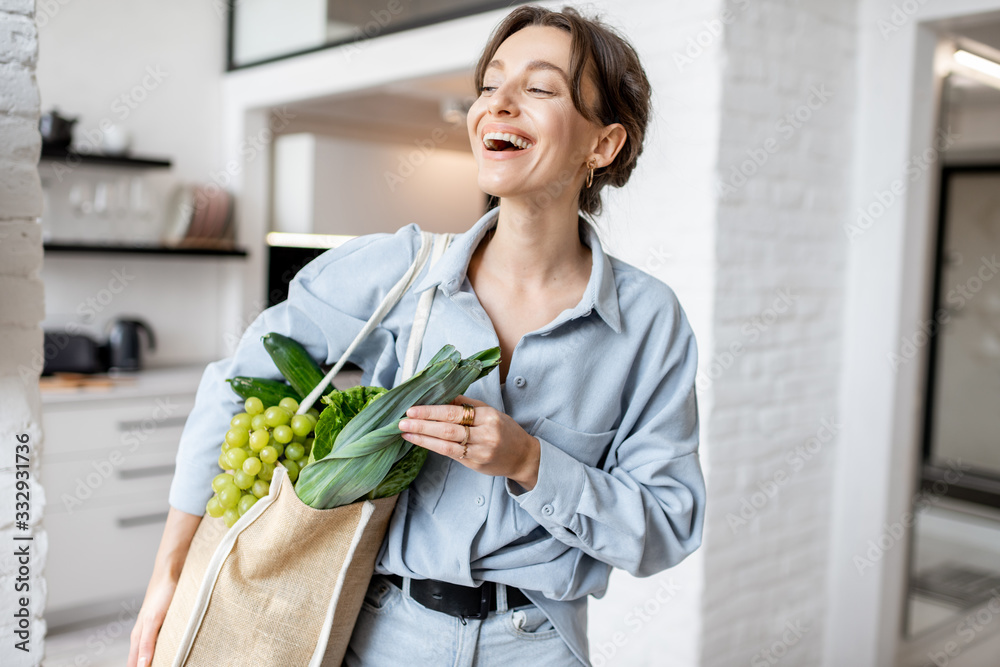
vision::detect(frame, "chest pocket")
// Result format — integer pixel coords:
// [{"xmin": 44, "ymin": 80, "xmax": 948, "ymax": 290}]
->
[
  {"xmin": 529, "ymin": 417, "xmax": 617, "ymax": 469},
  {"xmin": 407, "ymin": 450, "xmax": 452, "ymax": 514}
]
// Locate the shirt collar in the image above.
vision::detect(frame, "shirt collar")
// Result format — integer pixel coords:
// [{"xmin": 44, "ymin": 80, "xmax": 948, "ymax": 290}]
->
[{"xmin": 413, "ymin": 207, "xmax": 622, "ymax": 334}]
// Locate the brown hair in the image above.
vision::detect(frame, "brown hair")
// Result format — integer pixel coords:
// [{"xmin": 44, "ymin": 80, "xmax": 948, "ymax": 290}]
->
[{"xmin": 474, "ymin": 5, "xmax": 652, "ymax": 216}]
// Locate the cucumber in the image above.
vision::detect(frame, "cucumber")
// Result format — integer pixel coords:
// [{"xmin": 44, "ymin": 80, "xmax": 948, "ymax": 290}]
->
[
  {"xmin": 227, "ymin": 376, "xmax": 302, "ymax": 407},
  {"xmin": 261, "ymin": 333, "xmax": 327, "ymax": 398}
]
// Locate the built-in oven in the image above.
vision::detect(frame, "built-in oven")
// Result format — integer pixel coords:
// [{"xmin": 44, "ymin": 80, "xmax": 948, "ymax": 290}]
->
[{"xmin": 265, "ymin": 233, "xmax": 356, "ymax": 307}]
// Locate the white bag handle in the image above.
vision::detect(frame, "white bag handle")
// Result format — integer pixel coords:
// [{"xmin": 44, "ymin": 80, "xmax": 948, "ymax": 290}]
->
[
  {"xmin": 402, "ymin": 232, "xmax": 452, "ymax": 381},
  {"xmin": 297, "ymin": 231, "xmax": 452, "ymax": 413}
]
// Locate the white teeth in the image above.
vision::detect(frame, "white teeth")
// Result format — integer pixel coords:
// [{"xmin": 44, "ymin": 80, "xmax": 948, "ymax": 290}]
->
[{"xmin": 482, "ymin": 131, "xmax": 533, "ymax": 151}]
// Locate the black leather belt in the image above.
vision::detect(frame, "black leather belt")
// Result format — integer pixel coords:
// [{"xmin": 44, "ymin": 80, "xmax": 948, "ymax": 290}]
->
[{"xmin": 385, "ymin": 574, "xmax": 532, "ymax": 620}]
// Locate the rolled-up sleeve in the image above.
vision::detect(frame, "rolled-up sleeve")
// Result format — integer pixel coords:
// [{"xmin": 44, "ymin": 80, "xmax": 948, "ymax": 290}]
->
[
  {"xmin": 505, "ymin": 292, "xmax": 705, "ymax": 577},
  {"xmin": 167, "ymin": 229, "xmax": 417, "ymax": 516}
]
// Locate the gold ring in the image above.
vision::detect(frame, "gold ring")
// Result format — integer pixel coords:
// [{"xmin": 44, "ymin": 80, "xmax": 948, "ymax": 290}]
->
[
  {"xmin": 460, "ymin": 403, "xmax": 476, "ymax": 427},
  {"xmin": 458, "ymin": 425, "xmax": 470, "ymax": 459}
]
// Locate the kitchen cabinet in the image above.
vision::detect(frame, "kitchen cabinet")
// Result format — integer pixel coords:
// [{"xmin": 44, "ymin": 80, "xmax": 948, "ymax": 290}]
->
[{"xmin": 40, "ymin": 366, "xmax": 204, "ymax": 629}]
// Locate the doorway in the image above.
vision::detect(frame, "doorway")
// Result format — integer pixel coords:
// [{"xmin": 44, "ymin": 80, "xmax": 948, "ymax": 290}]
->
[{"xmin": 902, "ymin": 27, "xmax": 1000, "ymax": 663}]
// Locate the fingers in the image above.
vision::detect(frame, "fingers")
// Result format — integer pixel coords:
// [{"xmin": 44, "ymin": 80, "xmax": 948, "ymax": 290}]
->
[
  {"xmin": 127, "ymin": 622, "xmax": 141, "ymax": 667},
  {"xmin": 127, "ymin": 613, "xmax": 161, "ymax": 667},
  {"xmin": 402, "ymin": 430, "xmax": 470, "ymax": 462},
  {"xmin": 138, "ymin": 619, "xmax": 161, "ymax": 667},
  {"xmin": 399, "ymin": 417, "xmax": 467, "ymax": 443},
  {"xmin": 404, "ymin": 403, "xmax": 470, "ymax": 424},
  {"xmin": 406, "ymin": 396, "xmax": 490, "ymax": 425}
]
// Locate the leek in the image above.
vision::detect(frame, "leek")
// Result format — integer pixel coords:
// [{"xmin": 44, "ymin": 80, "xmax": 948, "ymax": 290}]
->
[{"xmin": 295, "ymin": 344, "xmax": 500, "ymax": 509}]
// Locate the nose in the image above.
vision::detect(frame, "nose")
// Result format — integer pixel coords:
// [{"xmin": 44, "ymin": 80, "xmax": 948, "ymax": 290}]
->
[{"xmin": 487, "ymin": 81, "xmax": 518, "ymax": 117}]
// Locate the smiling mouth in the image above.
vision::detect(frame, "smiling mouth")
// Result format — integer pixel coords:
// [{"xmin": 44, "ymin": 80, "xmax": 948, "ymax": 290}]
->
[{"xmin": 482, "ymin": 131, "xmax": 534, "ymax": 152}]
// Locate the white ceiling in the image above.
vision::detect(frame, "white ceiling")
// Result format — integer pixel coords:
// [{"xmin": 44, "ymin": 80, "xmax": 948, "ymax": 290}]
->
[
  {"xmin": 278, "ymin": 16, "xmax": 1000, "ymax": 148},
  {"xmin": 281, "ymin": 69, "xmax": 478, "ymax": 152},
  {"xmin": 953, "ymin": 22, "xmax": 1000, "ymax": 51}
]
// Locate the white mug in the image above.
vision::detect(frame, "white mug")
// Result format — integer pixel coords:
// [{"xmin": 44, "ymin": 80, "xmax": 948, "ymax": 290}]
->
[{"xmin": 102, "ymin": 124, "xmax": 131, "ymax": 154}]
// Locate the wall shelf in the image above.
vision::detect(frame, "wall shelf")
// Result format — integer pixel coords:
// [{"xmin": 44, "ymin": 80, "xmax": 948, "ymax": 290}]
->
[
  {"xmin": 43, "ymin": 242, "xmax": 248, "ymax": 257},
  {"xmin": 40, "ymin": 145, "xmax": 172, "ymax": 169}
]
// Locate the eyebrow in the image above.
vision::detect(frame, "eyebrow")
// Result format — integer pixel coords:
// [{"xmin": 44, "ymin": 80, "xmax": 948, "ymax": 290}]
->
[{"xmin": 485, "ymin": 58, "xmax": 569, "ymax": 83}]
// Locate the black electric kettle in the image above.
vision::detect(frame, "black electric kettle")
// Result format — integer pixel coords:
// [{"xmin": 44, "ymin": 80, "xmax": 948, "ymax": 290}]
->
[{"xmin": 107, "ymin": 318, "xmax": 156, "ymax": 371}]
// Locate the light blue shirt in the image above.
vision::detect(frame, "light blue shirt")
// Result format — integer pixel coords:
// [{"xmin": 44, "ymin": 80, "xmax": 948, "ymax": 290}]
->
[{"xmin": 169, "ymin": 206, "xmax": 706, "ymax": 666}]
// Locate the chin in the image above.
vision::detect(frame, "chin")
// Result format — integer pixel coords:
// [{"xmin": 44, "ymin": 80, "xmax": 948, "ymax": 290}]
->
[{"xmin": 477, "ymin": 176, "xmax": 521, "ymax": 201}]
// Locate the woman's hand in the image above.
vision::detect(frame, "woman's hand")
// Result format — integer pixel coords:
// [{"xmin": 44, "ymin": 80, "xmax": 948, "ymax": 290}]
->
[
  {"xmin": 127, "ymin": 506, "xmax": 201, "ymax": 667},
  {"xmin": 127, "ymin": 571, "xmax": 178, "ymax": 667},
  {"xmin": 399, "ymin": 395, "xmax": 540, "ymax": 491}
]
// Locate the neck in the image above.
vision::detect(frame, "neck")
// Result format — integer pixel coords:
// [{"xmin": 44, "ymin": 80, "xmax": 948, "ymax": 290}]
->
[{"xmin": 477, "ymin": 196, "xmax": 591, "ymax": 289}]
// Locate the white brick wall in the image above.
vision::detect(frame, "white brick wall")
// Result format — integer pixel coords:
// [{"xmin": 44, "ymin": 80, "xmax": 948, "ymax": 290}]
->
[
  {"xmin": 0, "ymin": 2, "xmax": 47, "ymax": 665},
  {"xmin": 703, "ymin": 1, "xmax": 855, "ymax": 665},
  {"xmin": 582, "ymin": 0, "xmax": 856, "ymax": 664},
  {"xmin": 580, "ymin": 0, "xmax": 721, "ymax": 663}
]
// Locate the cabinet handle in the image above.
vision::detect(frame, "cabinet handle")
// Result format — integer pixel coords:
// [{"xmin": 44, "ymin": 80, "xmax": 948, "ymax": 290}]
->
[
  {"xmin": 116, "ymin": 415, "xmax": 189, "ymax": 432},
  {"xmin": 118, "ymin": 464, "xmax": 175, "ymax": 480},
  {"xmin": 117, "ymin": 511, "xmax": 169, "ymax": 529}
]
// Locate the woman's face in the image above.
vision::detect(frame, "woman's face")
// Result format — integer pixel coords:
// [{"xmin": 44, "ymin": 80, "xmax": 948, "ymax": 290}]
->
[{"xmin": 467, "ymin": 25, "xmax": 605, "ymax": 207}]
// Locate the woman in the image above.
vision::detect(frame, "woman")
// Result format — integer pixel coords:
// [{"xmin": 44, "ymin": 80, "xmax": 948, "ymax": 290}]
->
[{"xmin": 128, "ymin": 6, "xmax": 705, "ymax": 667}]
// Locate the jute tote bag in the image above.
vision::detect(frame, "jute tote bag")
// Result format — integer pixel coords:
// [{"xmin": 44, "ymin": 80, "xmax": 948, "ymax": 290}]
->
[{"xmin": 152, "ymin": 231, "xmax": 453, "ymax": 667}]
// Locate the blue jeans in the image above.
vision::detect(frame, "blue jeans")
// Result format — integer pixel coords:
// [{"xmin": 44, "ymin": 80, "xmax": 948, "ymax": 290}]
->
[{"xmin": 343, "ymin": 574, "xmax": 580, "ymax": 666}]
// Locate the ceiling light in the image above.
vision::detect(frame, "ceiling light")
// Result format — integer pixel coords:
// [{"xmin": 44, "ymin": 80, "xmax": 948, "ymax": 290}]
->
[
  {"xmin": 266, "ymin": 232, "xmax": 356, "ymax": 249},
  {"xmin": 952, "ymin": 49, "xmax": 1000, "ymax": 90}
]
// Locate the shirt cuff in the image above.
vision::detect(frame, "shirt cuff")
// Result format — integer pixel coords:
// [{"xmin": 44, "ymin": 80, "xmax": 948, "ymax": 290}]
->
[
  {"xmin": 505, "ymin": 436, "xmax": 586, "ymax": 527},
  {"xmin": 168, "ymin": 462, "xmax": 215, "ymax": 517}
]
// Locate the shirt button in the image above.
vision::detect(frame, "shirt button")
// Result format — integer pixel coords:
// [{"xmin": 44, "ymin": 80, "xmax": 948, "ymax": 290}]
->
[
  {"xmin": 475, "ymin": 495, "xmax": 485, "ymax": 506},
  {"xmin": 542, "ymin": 504, "xmax": 554, "ymax": 516},
  {"xmin": 513, "ymin": 376, "xmax": 526, "ymax": 388}
]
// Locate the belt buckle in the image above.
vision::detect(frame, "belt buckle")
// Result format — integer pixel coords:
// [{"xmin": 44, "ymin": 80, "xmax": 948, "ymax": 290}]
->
[{"xmin": 463, "ymin": 581, "xmax": 492, "ymax": 622}]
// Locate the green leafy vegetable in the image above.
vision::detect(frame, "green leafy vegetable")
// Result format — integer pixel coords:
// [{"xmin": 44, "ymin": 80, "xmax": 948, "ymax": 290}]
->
[
  {"xmin": 310, "ymin": 386, "xmax": 387, "ymax": 462},
  {"xmin": 295, "ymin": 344, "xmax": 501, "ymax": 509}
]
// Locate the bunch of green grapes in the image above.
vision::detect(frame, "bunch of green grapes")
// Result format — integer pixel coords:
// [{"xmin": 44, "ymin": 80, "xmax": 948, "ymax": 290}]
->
[{"xmin": 205, "ymin": 396, "xmax": 318, "ymax": 528}]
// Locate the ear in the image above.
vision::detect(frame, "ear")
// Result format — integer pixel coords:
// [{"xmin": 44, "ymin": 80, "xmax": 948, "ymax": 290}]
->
[{"xmin": 591, "ymin": 123, "xmax": 627, "ymax": 169}]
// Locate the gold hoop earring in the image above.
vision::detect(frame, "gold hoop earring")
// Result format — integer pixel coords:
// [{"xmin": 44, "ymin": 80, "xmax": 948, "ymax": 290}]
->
[{"xmin": 586, "ymin": 160, "xmax": 596, "ymax": 188}]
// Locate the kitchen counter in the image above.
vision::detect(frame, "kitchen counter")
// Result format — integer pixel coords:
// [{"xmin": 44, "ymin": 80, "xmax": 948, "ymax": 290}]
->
[
  {"xmin": 39, "ymin": 364, "xmax": 366, "ymax": 405},
  {"xmin": 40, "ymin": 364, "xmax": 210, "ymax": 405}
]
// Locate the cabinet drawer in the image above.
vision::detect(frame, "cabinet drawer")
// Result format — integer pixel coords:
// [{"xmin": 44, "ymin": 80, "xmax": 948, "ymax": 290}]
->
[
  {"xmin": 41, "ymin": 445, "xmax": 179, "ymax": 516},
  {"xmin": 44, "ymin": 499, "xmax": 170, "ymax": 613},
  {"xmin": 42, "ymin": 394, "xmax": 196, "ymax": 458}
]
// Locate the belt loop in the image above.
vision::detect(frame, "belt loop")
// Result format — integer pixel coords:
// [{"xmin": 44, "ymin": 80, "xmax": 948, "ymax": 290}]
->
[
  {"xmin": 402, "ymin": 576, "xmax": 412, "ymax": 598},
  {"xmin": 496, "ymin": 583, "xmax": 509, "ymax": 613}
]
